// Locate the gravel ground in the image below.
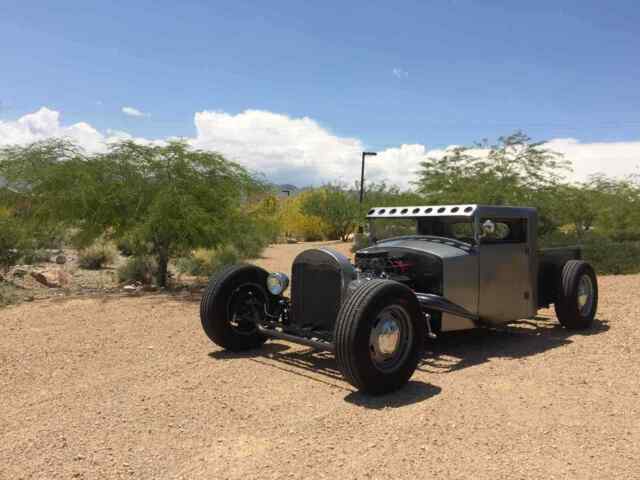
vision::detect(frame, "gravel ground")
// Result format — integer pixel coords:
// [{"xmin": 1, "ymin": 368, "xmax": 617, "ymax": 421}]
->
[{"xmin": 1, "ymin": 242, "xmax": 639, "ymax": 479}]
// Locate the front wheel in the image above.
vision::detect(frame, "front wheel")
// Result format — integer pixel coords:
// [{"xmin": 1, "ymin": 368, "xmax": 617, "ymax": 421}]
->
[
  {"xmin": 200, "ymin": 264, "xmax": 270, "ymax": 351},
  {"xmin": 335, "ymin": 280, "xmax": 425, "ymax": 394},
  {"xmin": 554, "ymin": 260, "xmax": 598, "ymax": 330}
]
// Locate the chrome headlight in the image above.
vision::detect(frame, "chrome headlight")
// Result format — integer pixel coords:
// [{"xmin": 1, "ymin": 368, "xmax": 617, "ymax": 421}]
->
[{"xmin": 266, "ymin": 272, "xmax": 289, "ymax": 295}]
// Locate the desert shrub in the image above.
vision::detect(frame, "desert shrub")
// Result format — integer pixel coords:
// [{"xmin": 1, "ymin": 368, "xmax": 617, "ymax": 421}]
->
[
  {"xmin": 78, "ymin": 242, "xmax": 117, "ymax": 270},
  {"xmin": 294, "ymin": 215, "xmax": 327, "ymax": 241},
  {"xmin": 116, "ymin": 237, "xmax": 135, "ymax": 257},
  {"xmin": 233, "ymin": 234, "xmax": 268, "ymax": 260},
  {"xmin": 0, "ymin": 208, "xmax": 24, "ymax": 269},
  {"xmin": 351, "ymin": 232, "xmax": 372, "ymax": 253},
  {"xmin": 300, "ymin": 185, "xmax": 359, "ymax": 241},
  {"xmin": 541, "ymin": 231, "xmax": 640, "ymax": 275},
  {"xmin": 117, "ymin": 255, "xmax": 157, "ymax": 284},
  {"xmin": 20, "ymin": 249, "xmax": 51, "ymax": 265},
  {"xmin": 176, "ymin": 245, "xmax": 240, "ymax": 277},
  {"xmin": 582, "ymin": 241, "xmax": 640, "ymax": 275},
  {"xmin": 278, "ymin": 194, "xmax": 329, "ymax": 241}
]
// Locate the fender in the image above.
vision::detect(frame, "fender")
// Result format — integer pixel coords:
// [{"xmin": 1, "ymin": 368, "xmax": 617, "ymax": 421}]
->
[{"xmin": 415, "ymin": 292, "xmax": 480, "ymax": 324}]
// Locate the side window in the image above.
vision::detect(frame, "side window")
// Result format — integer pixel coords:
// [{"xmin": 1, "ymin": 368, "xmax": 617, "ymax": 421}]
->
[
  {"xmin": 481, "ymin": 218, "xmax": 527, "ymax": 244},
  {"xmin": 449, "ymin": 222, "xmax": 475, "ymax": 242}
]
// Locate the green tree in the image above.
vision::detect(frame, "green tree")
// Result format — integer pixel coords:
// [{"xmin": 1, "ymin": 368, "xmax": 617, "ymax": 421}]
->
[
  {"xmin": 553, "ymin": 184, "xmax": 598, "ymax": 239},
  {"xmin": 413, "ymin": 132, "xmax": 569, "ymax": 235},
  {"xmin": 300, "ymin": 185, "xmax": 360, "ymax": 241},
  {"xmin": 0, "ymin": 139, "xmax": 265, "ymax": 286},
  {"xmin": 588, "ymin": 174, "xmax": 640, "ymax": 241}
]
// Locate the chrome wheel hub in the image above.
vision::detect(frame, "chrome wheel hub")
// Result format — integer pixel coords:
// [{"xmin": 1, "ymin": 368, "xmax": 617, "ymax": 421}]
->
[
  {"xmin": 577, "ymin": 274, "xmax": 594, "ymax": 316},
  {"xmin": 377, "ymin": 319, "xmax": 401, "ymax": 355},
  {"xmin": 369, "ymin": 305, "xmax": 413, "ymax": 373}
]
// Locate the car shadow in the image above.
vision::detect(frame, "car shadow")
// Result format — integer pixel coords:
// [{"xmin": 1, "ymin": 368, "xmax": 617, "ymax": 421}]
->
[
  {"xmin": 206, "ymin": 315, "xmax": 609, "ymax": 407},
  {"xmin": 418, "ymin": 315, "xmax": 609, "ymax": 374},
  {"xmin": 343, "ymin": 381, "xmax": 442, "ymax": 409}
]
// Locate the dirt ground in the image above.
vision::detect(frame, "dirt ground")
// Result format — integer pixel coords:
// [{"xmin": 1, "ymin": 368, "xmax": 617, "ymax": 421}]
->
[{"xmin": 1, "ymin": 241, "xmax": 639, "ymax": 479}]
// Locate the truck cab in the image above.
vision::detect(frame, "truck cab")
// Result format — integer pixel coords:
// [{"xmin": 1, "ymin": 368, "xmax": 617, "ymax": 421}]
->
[{"xmin": 363, "ymin": 205, "xmax": 539, "ymax": 330}]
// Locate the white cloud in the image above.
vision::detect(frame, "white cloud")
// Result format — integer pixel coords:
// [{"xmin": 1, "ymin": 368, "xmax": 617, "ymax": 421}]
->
[
  {"xmin": 0, "ymin": 107, "xmax": 107, "ymax": 152},
  {"xmin": 190, "ymin": 110, "xmax": 363, "ymax": 185},
  {"xmin": 121, "ymin": 106, "xmax": 149, "ymax": 118},
  {"xmin": 1, "ymin": 107, "xmax": 640, "ymax": 188},
  {"xmin": 544, "ymin": 138, "xmax": 640, "ymax": 181},
  {"xmin": 392, "ymin": 67, "xmax": 408, "ymax": 79}
]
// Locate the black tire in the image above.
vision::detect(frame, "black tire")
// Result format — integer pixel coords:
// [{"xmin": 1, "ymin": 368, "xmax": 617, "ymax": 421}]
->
[
  {"xmin": 200, "ymin": 264, "xmax": 269, "ymax": 351},
  {"xmin": 554, "ymin": 260, "xmax": 598, "ymax": 330},
  {"xmin": 335, "ymin": 279, "xmax": 425, "ymax": 395}
]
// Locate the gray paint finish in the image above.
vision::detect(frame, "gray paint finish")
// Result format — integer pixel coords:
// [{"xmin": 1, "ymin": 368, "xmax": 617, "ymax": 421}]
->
[
  {"xmin": 441, "ymin": 252, "xmax": 479, "ymax": 331},
  {"xmin": 373, "ymin": 238, "xmax": 470, "ymax": 260}
]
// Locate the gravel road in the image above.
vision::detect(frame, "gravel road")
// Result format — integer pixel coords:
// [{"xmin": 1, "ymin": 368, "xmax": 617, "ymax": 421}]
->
[{"xmin": 1, "ymin": 243, "xmax": 639, "ymax": 479}]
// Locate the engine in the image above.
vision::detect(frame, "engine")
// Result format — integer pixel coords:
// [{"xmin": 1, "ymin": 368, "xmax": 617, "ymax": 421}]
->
[{"xmin": 354, "ymin": 248, "xmax": 443, "ymax": 295}]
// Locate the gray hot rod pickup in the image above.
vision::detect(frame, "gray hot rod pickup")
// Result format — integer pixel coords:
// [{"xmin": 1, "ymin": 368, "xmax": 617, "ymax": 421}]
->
[{"xmin": 200, "ymin": 205, "xmax": 598, "ymax": 394}]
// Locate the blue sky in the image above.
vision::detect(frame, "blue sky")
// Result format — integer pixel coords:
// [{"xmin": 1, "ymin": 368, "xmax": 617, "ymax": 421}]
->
[{"xmin": 1, "ymin": 0, "xmax": 639, "ymax": 185}]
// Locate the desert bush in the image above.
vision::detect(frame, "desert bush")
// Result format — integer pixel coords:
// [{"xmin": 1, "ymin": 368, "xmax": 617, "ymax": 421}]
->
[
  {"xmin": 278, "ymin": 193, "xmax": 330, "ymax": 241},
  {"xmin": 116, "ymin": 237, "xmax": 135, "ymax": 257},
  {"xmin": 78, "ymin": 242, "xmax": 117, "ymax": 270},
  {"xmin": 176, "ymin": 245, "xmax": 240, "ymax": 277},
  {"xmin": 117, "ymin": 256, "xmax": 157, "ymax": 284},
  {"xmin": 300, "ymin": 185, "xmax": 359, "ymax": 241},
  {"xmin": 541, "ymin": 231, "xmax": 640, "ymax": 275},
  {"xmin": 0, "ymin": 139, "xmax": 265, "ymax": 287},
  {"xmin": 233, "ymin": 235, "xmax": 267, "ymax": 260},
  {"xmin": 0, "ymin": 207, "xmax": 24, "ymax": 269},
  {"xmin": 582, "ymin": 241, "xmax": 640, "ymax": 275},
  {"xmin": 20, "ymin": 249, "xmax": 51, "ymax": 265},
  {"xmin": 351, "ymin": 232, "xmax": 372, "ymax": 253}
]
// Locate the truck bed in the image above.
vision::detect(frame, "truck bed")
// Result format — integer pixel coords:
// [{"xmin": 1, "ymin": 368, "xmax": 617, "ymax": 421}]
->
[{"xmin": 537, "ymin": 246, "xmax": 582, "ymax": 308}]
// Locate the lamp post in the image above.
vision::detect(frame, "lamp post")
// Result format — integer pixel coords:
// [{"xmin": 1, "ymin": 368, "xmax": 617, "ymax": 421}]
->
[
  {"xmin": 281, "ymin": 190, "xmax": 291, "ymax": 240},
  {"xmin": 359, "ymin": 151, "xmax": 377, "ymax": 203}
]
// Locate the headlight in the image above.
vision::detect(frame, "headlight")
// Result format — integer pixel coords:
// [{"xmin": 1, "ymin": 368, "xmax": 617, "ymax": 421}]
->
[{"xmin": 266, "ymin": 272, "xmax": 289, "ymax": 295}]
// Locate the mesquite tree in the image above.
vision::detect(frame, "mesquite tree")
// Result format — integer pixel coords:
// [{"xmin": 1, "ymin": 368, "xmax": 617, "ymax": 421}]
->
[{"xmin": 0, "ymin": 139, "xmax": 264, "ymax": 286}]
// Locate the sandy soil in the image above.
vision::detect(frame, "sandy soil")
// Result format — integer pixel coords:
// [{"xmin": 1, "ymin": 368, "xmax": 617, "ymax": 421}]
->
[{"xmin": 1, "ymin": 241, "xmax": 639, "ymax": 479}]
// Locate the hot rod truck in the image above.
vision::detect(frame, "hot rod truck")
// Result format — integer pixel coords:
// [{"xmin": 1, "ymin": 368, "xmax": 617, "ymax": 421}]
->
[{"xmin": 200, "ymin": 205, "xmax": 598, "ymax": 394}]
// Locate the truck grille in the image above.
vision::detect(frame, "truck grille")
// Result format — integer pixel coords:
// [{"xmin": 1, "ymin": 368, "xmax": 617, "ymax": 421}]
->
[{"xmin": 291, "ymin": 249, "xmax": 350, "ymax": 333}]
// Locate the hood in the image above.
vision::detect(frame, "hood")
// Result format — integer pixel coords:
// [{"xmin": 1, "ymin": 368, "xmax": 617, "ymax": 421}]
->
[{"xmin": 359, "ymin": 236, "xmax": 473, "ymax": 260}]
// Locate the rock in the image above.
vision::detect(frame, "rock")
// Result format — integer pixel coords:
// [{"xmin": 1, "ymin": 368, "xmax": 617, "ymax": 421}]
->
[
  {"xmin": 12, "ymin": 268, "xmax": 28, "ymax": 278},
  {"xmin": 55, "ymin": 255, "xmax": 67, "ymax": 265},
  {"xmin": 30, "ymin": 271, "xmax": 61, "ymax": 288}
]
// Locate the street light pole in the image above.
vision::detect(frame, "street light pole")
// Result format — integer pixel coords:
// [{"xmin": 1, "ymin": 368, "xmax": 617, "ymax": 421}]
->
[
  {"xmin": 281, "ymin": 190, "xmax": 291, "ymax": 240},
  {"xmin": 359, "ymin": 151, "xmax": 377, "ymax": 203}
]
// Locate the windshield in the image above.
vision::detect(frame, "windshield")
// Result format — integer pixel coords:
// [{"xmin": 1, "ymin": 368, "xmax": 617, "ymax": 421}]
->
[
  {"xmin": 368, "ymin": 218, "xmax": 417, "ymax": 242},
  {"xmin": 368, "ymin": 218, "xmax": 476, "ymax": 244}
]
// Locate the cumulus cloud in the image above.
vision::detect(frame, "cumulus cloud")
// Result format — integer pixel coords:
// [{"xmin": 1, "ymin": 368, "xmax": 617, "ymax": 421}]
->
[
  {"xmin": 0, "ymin": 107, "xmax": 107, "ymax": 152},
  {"xmin": 392, "ymin": 68, "xmax": 409, "ymax": 79},
  {"xmin": 121, "ymin": 106, "xmax": 149, "ymax": 118},
  {"xmin": 190, "ymin": 110, "xmax": 363, "ymax": 185},
  {"xmin": 544, "ymin": 138, "xmax": 640, "ymax": 181},
  {"xmin": 1, "ymin": 107, "xmax": 640, "ymax": 188}
]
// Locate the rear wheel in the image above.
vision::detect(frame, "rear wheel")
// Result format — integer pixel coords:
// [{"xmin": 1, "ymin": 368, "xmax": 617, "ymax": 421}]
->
[
  {"xmin": 554, "ymin": 260, "xmax": 598, "ymax": 330},
  {"xmin": 335, "ymin": 280, "xmax": 425, "ymax": 394},
  {"xmin": 200, "ymin": 264, "xmax": 269, "ymax": 351}
]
